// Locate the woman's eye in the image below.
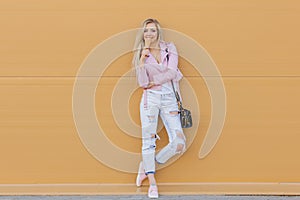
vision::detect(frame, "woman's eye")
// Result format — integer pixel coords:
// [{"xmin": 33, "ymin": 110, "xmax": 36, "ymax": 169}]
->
[{"xmin": 143, "ymin": 28, "xmax": 157, "ymax": 33}]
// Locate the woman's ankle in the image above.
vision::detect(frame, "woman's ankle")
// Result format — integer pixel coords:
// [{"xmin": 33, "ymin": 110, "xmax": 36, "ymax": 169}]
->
[{"xmin": 147, "ymin": 174, "xmax": 157, "ymax": 185}]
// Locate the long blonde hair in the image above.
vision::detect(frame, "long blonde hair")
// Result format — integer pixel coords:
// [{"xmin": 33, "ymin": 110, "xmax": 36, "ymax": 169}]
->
[{"xmin": 132, "ymin": 18, "xmax": 163, "ymax": 68}]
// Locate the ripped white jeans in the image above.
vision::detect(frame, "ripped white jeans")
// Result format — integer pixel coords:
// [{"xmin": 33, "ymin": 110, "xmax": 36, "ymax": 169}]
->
[{"xmin": 140, "ymin": 90, "xmax": 186, "ymax": 174}]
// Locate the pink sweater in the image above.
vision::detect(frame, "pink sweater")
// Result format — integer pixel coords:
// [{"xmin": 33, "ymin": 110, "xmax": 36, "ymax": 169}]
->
[{"xmin": 136, "ymin": 41, "xmax": 183, "ymax": 90}]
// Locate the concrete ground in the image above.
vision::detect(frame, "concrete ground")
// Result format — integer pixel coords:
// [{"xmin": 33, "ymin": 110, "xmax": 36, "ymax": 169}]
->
[{"xmin": 0, "ymin": 196, "xmax": 300, "ymax": 200}]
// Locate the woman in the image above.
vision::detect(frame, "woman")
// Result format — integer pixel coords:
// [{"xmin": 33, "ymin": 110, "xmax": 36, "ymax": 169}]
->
[{"xmin": 132, "ymin": 18, "xmax": 186, "ymax": 198}]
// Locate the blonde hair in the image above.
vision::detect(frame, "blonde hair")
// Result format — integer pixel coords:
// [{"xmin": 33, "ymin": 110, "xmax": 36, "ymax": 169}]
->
[{"xmin": 132, "ymin": 18, "xmax": 163, "ymax": 68}]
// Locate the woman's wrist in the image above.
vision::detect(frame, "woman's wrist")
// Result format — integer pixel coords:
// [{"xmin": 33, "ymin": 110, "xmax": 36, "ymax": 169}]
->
[{"xmin": 139, "ymin": 60, "xmax": 145, "ymax": 67}]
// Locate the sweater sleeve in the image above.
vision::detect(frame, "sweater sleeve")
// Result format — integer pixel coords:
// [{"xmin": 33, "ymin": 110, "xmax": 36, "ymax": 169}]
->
[
  {"xmin": 152, "ymin": 42, "xmax": 179, "ymax": 85},
  {"xmin": 136, "ymin": 65, "xmax": 149, "ymax": 88}
]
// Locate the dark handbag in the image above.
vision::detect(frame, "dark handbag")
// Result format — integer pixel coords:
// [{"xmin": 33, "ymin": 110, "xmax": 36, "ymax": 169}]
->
[{"xmin": 171, "ymin": 80, "xmax": 193, "ymax": 128}]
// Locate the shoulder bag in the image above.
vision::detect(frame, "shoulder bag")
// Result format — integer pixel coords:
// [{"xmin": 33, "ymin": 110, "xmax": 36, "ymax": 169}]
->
[{"xmin": 171, "ymin": 80, "xmax": 193, "ymax": 128}]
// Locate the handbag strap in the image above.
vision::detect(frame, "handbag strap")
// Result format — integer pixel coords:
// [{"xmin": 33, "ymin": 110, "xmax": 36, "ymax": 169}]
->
[
  {"xmin": 166, "ymin": 46, "xmax": 183, "ymax": 110},
  {"xmin": 171, "ymin": 80, "xmax": 183, "ymax": 110},
  {"xmin": 171, "ymin": 80, "xmax": 180, "ymax": 101}
]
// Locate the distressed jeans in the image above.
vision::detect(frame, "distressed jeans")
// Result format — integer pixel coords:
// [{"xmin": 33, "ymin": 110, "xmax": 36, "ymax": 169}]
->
[{"xmin": 140, "ymin": 90, "xmax": 186, "ymax": 174}]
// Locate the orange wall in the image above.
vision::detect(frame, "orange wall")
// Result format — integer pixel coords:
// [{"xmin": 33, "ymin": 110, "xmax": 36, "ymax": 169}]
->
[{"xmin": 1, "ymin": 0, "xmax": 300, "ymax": 193}]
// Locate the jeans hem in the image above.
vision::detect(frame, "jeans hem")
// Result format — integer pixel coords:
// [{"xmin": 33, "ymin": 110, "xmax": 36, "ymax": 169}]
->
[{"xmin": 145, "ymin": 171, "xmax": 156, "ymax": 175}]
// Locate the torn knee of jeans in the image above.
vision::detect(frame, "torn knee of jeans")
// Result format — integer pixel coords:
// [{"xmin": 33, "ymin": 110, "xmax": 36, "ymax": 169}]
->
[
  {"xmin": 176, "ymin": 143, "xmax": 185, "ymax": 152},
  {"xmin": 175, "ymin": 130, "xmax": 186, "ymax": 153}
]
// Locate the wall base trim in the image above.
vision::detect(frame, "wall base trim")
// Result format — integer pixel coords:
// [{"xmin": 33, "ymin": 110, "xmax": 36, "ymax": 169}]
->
[{"xmin": 0, "ymin": 182, "xmax": 299, "ymax": 195}]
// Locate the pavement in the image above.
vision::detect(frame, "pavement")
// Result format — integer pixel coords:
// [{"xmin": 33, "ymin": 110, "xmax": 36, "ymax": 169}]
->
[{"xmin": 0, "ymin": 196, "xmax": 300, "ymax": 200}]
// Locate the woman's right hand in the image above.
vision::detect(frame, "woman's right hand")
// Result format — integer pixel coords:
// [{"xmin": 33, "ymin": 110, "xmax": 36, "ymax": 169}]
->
[
  {"xmin": 139, "ymin": 38, "xmax": 151, "ymax": 65},
  {"xmin": 139, "ymin": 48, "xmax": 150, "ymax": 64}
]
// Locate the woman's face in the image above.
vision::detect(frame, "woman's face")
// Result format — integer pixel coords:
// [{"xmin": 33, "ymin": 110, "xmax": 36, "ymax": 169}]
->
[{"xmin": 143, "ymin": 23, "xmax": 158, "ymax": 44}]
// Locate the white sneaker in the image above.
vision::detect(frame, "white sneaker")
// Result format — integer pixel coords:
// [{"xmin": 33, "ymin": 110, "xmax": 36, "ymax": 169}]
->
[
  {"xmin": 136, "ymin": 161, "xmax": 147, "ymax": 187},
  {"xmin": 148, "ymin": 184, "xmax": 159, "ymax": 199}
]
